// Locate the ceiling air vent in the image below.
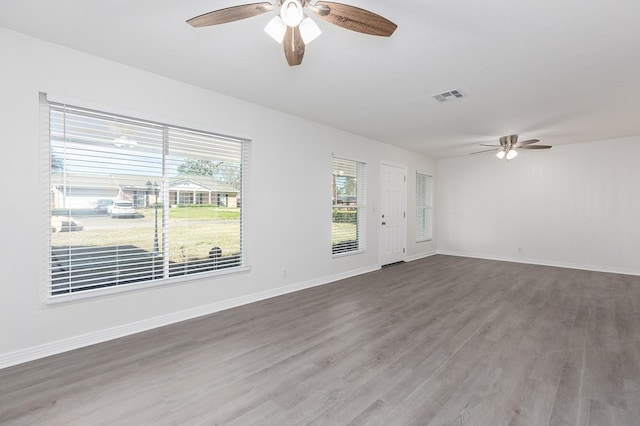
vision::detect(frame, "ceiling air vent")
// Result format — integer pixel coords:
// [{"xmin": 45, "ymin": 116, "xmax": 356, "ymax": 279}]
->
[{"xmin": 431, "ymin": 89, "xmax": 466, "ymax": 103}]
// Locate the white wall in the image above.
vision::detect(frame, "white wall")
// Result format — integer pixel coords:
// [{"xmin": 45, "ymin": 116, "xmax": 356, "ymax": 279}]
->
[
  {"xmin": 438, "ymin": 136, "xmax": 640, "ymax": 275},
  {"xmin": 0, "ymin": 28, "xmax": 436, "ymax": 367}
]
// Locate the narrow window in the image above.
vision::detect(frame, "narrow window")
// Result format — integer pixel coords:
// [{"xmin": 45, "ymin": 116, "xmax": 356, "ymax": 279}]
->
[
  {"xmin": 332, "ymin": 157, "xmax": 366, "ymax": 255},
  {"xmin": 416, "ymin": 172, "xmax": 433, "ymax": 241},
  {"xmin": 46, "ymin": 96, "xmax": 249, "ymax": 298}
]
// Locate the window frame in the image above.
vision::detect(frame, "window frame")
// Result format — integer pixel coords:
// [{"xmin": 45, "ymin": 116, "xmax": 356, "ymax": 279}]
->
[
  {"xmin": 331, "ymin": 156, "xmax": 367, "ymax": 257},
  {"xmin": 42, "ymin": 94, "xmax": 251, "ymax": 302},
  {"xmin": 415, "ymin": 172, "xmax": 433, "ymax": 242}
]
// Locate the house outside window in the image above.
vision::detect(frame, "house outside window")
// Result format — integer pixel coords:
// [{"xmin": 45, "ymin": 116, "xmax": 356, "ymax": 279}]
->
[
  {"xmin": 332, "ymin": 157, "xmax": 366, "ymax": 255},
  {"xmin": 416, "ymin": 172, "xmax": 433, "ymax": 241},
  {"xmin": 45, "ymin": 95, "xmax": 249, "ymax": 298}
]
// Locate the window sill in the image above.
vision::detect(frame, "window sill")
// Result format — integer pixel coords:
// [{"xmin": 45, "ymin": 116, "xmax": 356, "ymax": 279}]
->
[
  {"xmin": 332, "ymin": 249, "xmax": 365, "ymax": 259},
  {"xmin": 46, "ymin": 265, "xmax": 251, "ymax": 304}
]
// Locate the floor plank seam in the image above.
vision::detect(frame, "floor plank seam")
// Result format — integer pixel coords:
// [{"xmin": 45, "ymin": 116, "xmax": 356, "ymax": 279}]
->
[{"xmin": 576, "ymin": 305, "xmax": 590, "ymax": 426}]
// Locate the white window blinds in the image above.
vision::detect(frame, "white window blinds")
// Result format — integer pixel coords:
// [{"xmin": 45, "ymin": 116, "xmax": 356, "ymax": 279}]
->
[
  {"xmin": 46, "ymin": 97, "xmax": 249, "ymax": 297},
  {"xmin": 416, "ymin": 172, "xmax": 433, "ymax": 241},
  {"xmin": 332, "ymin": 157, "xmax": 366, "ymax": 255}
]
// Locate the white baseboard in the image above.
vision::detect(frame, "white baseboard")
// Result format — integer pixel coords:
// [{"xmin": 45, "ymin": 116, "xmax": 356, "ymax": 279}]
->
[
  {"xmin": 406, "ymin": 250, "xmax": 438, "ymax": 262},
  {"xmin": 437, "ymin": 250, "xmax": 640, "ymax": 277},
  {"xmin": 0, "ymin": 265, "xmax": 380, "ymax": 370}
]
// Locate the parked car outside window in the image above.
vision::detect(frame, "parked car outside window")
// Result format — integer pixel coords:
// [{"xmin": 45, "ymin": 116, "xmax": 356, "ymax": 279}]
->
[{"xmin": 108, "ymin": 201, "xmax": 137, "ymax": 218}]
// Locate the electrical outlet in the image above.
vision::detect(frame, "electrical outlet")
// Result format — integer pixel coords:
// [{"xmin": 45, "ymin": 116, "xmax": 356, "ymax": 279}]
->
[
  {"xmin": 517, "ymin": 247, "xmax": 523, "ymax": 254},
  {"xmin": 282, "ymin": 268, "xmax": 287, "ymax": 278}
]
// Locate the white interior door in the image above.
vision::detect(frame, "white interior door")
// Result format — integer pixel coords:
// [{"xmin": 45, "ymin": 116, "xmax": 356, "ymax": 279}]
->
[{"xmin": 380, "ymin": 163, "xmax": 407, "ymax": 266}]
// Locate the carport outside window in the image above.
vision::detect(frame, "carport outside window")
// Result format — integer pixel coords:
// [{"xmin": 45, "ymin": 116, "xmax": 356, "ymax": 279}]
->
[{"xmin": 46, "ymin": 96, "xmax": 249, "ymax": 298}]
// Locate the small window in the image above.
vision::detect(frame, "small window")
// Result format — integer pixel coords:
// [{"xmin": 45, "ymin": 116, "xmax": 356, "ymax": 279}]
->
[
  {"xmin": 45, "ymin": 95, "xmax": 250, "ymax": 298},
  {"xmin": 416, "ymin": 172, "xmax": 433, "ymax": 241},
  {"xmin": 332, "ymin": 157, "xmax": 366, "ymax": 255}
]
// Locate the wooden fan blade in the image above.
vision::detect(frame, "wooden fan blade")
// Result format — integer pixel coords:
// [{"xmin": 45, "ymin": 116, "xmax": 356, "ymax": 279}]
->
[
  {"xmin": 284, "ymin": 25, "xmax": 305, "ymax": 66},
  {"xmin": 520, "ymin": 145, "xmax": 552, "ymax": 149},
  {"xmin": 313, "ymin": 1, "xmax": 397, "ymax": 36},
  {"xmin": 470, "ymin": 149, "xmax": 500, "ymax": 155},
  {"xmin": 187, "ymin": 2, "xmax": 274, "ymax": 27},
  {"xmin": 514, "ymin": 139, "xmax": 540, "ymax": 147}
]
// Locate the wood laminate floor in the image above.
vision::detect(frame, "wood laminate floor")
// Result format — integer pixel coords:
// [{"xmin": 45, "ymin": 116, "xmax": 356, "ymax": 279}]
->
[{"xmin": 2, "ymin": 255, "xmax": 640, "ymax": 425}]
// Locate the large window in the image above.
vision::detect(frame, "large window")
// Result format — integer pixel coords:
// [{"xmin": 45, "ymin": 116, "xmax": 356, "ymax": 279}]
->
[
  {"xmin": 416, "ymin": 172, "xmax": 433, "ymax": 241},
  {"xmin": 45, "ymin": 96, "xmax": 249, "ymax": 297},
  {"xmin": 332, "ymin": 157, "xmax": 366, "ymax": 255}
]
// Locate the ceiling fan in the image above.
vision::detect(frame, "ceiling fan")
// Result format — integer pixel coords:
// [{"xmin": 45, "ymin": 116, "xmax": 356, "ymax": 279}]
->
[
  {"xmin": 187, "ymin": 1, "xmax": 397, "ymax": 66},
  {"xmin": 472, "ymin": 135, "xmax": 552, "ymax": 160}
]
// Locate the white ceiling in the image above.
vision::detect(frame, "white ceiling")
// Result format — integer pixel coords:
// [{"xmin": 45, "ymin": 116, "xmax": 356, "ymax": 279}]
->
[{"xmin": 1, "ymin": 0, "xmax": 640, "ymax": 158}]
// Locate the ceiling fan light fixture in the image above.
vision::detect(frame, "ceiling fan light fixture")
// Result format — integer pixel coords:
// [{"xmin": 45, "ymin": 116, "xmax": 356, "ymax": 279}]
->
[
  {"xmin": 299, "ymin": 16, "xmax": 321, "ymax": 44},
  {"xmin": 280, "ymin": 0, "xmax": 304, "ymax": 27},
  {"xmin": 506, "ymin": 149, "xmax": 518, "ymax": 160},
  {"xmin": 264, "ymin": 16, "xmax": 287, "ymax": 43},
  {"xmin": 496, "ymin": 150, "xmax": 506, "ymax": 159}
]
